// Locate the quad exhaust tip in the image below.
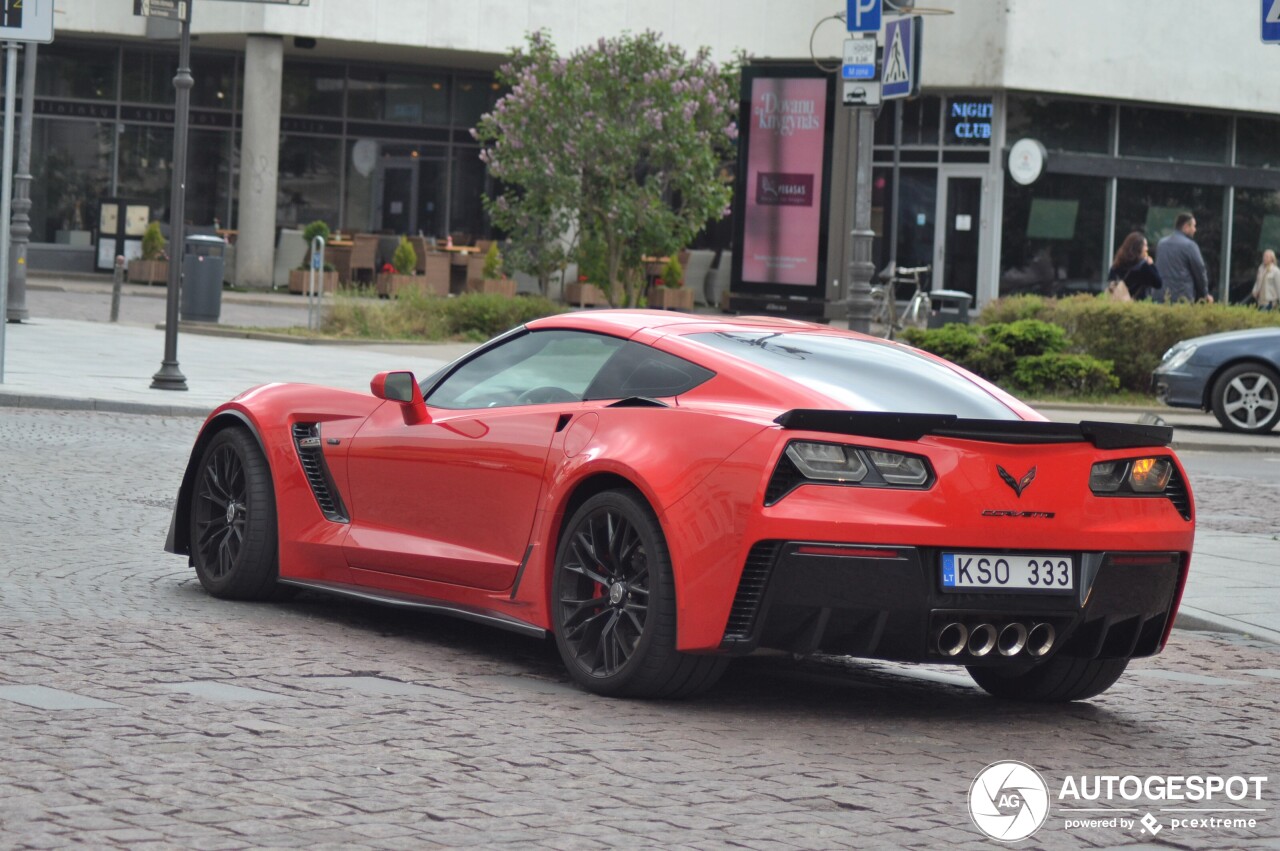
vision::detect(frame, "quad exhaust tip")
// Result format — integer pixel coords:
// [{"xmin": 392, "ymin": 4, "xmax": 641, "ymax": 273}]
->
[
  {"xmin": 967, "ymin": 623, "xmax": 997, "ymax": 657},
  {"xmin": 934, "ymin": 620, "xmax": 1055, "ymax": 658},
  {"xmin": 997, "ymin": 622, "xmax": 1028, "ymax": 657},
  {"xmin": 1027, "ymin": 622, "xmax": 1056, "ymax": 657},
  {"xmin": 937, "ymin": 622, "xmax": 969, "ymax": 657}
]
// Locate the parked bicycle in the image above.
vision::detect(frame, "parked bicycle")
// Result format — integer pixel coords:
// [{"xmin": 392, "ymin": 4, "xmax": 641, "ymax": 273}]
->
[{"xmin": 869, "ymin": 264, "xmax": 931, "ymax": 340}]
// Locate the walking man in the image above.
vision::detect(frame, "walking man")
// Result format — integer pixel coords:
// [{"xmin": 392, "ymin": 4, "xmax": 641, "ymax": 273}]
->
[{"xmin": 1156, "ymin": 213, "xmax": 1213, "ymax": 303}]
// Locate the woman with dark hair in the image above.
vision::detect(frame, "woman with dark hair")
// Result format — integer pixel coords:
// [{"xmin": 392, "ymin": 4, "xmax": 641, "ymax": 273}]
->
[{"xmin": 1108, "ymin": 231, "xmax": 1163, "ymax": 301}]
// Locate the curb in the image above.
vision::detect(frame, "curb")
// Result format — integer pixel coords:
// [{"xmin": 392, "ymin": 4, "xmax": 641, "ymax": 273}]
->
[
  {"xmin": 0, "ymin": 391, "xmax": 211, "ymax": 418},
  {"xmin": 169, "ymin": 322, "xmax": 432, "ymax": 346},
  {"xmin": 1174, "ymin": 605, "xmax": 1280, "ymax": 644}
]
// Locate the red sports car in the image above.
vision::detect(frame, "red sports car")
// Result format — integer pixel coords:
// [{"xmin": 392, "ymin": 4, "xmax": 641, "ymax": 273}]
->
[{"xmin": 166, "ymin": 311, "xmax": 1194, "ymax": 701}]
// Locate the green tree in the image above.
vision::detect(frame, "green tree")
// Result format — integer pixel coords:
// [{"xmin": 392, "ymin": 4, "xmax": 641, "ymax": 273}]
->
[
  {"xmin": 475, "ymin": 30, "xmax": 739, "ymax": 306},
  {"xmin": 392, "ymin": 236, "xmax": 417, "ymax": 275}
]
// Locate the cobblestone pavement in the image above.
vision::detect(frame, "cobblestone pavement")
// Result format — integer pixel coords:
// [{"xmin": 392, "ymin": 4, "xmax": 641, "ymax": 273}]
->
[{"xmin": 1, "ymin": 409, "xmax": 1278, "ymax": 850}]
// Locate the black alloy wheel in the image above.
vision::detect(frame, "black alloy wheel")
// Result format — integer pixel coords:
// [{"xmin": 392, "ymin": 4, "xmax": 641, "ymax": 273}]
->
[
  {"xmin": 189, "ymin": 427, "xmax": 284, "ymax": 600},
  {"xmin": 552, "ymin": 489, "xmax": 726, "ymax": 698}
]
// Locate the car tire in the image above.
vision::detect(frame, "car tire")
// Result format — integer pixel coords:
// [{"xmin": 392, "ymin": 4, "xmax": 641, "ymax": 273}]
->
[
  {"xmin": 967, "ymin": 656, "xmax": 1128, "ymax": 702},
  {"xmin": 1210, "ymin": 363, "xmax": 1280, "ymax": 433},
  {"xmin": 189, "ymin": 427, "xmax": 286, "ymax": 600},
  {"xmin": 552, "ymin": 489, "xmax": 727, "ymax": 699}
]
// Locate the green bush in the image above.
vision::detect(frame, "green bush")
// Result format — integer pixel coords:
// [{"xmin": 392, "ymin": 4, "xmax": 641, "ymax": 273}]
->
[
  {"xmin": 482, "ymin": 242, "xmax": 504, "ymax": 280},
  {"xmin": 141, "ymin": 221, "xmax": 166, "ymax": 260},
  {"xmin": 322, "ymin": 290, "xmax": 565, "ymax": 342},
  {"xmin": 1011, "ymin": 353, "xmax": 1119, "ymax": 397},
  {"xmin": 391, "ymin": 236, "xmax": 417, "ymax": 275},
  {"xmin": 661, "ymin": 255, "xmax": 684, "ymax": 288},
  {"xmin": 978, "ymin": 295, "xmax": 1280, "ymax": 392},
  {"xmin": 901, "ymin": 319, "xmax": 1066, "ymax": 387}
]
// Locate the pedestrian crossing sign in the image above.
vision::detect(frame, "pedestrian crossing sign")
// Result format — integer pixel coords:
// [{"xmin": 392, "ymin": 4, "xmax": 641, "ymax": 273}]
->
[{"xmin": 882, "ymin": 17, "xmax": 920, "ymax": 100}]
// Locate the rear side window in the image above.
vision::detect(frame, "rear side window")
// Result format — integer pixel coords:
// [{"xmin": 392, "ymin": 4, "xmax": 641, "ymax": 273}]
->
[
  {"xmin": 584, "ymin": 341, "xmax": 714, "ymax": 400},
  {"xmin": 686, "ymin": 330, "xmax": 1017, "ymax": 419}
]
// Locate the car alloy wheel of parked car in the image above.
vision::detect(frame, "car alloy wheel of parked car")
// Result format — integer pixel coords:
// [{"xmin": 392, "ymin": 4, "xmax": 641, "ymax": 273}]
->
[{"xmin": 1210, "ymin": 362, "xmax": 1280, "ymax": 433}]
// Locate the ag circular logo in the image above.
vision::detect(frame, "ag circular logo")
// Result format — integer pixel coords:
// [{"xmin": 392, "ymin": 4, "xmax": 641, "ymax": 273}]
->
[{"xmin": 968, "ymin": 761, "xmax": 1051, "ymax": 842}]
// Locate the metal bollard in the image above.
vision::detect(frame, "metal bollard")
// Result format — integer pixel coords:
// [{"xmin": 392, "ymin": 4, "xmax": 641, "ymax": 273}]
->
[{"xmin": 110, "ymin": 255, "xmax": 124, "ymax": 323}]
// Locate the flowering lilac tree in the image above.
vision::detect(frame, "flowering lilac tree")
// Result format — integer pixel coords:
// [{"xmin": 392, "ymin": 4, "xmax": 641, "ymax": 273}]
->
[{"xmin": 475, "ymin": 30, "xmax": 739, "ymax": 305}]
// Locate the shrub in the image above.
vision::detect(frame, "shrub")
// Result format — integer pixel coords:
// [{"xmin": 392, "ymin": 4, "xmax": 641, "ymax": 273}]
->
[
  {"xmin": 141, "ymin": 221, "xmax": 166, "ymax": 260},
  {"xmin": 1011, "ymin": 353, "xmax": 1119, "ymax": 397},
  {"xmin": 391, "ymin": 236, "xmax": 417, "ymax": 275},
  {"xmin": 661, "ymin": 255, "xmax": 684, "ymax": 289},
  {"xmin": 301, "ymin": 220, "xmax": 331, "ymax": 246},
  {"xmin": 323, "ymin": 290, "xmax": 565, "ymax": 342},
  {"xmin": 482, "ymin": 242, "xmax": 504, "ymax": 280},
  {"xmin": 978, "ymin": 295, "xmax": 1280, "ymax": 392},
  {"xmin": 983, "ymin": 319, "xmax": 1067, "ymax": 357}
]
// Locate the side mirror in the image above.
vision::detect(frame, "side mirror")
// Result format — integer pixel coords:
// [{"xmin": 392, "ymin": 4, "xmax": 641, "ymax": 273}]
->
[{"xmin": 370, "ymin": 371, "xmax": 430, "ymax": 424}]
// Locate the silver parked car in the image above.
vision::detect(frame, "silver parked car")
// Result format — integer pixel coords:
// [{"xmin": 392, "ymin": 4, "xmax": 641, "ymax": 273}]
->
[{"xmin": 1153, "ymin": 327, "xmax": 1280, "ymax": 433}]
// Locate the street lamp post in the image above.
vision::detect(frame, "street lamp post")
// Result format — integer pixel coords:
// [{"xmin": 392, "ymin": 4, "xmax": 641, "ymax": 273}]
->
[
  {"xmin": 151, "ymin": 0, "xmax": 193, "ymax": 391},
  {"xmin": 7, "ymin": 41, "xmax": 37, "ymax": 323}
]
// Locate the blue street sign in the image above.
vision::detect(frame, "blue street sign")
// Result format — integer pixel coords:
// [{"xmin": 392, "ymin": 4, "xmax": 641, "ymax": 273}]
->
[
  {"xmin": 842, "ymin": 36, "xmax": 877, "ymax": 80},
  {"xmin": 1265, "ymin": 0, "xmax": 1280, "ymax": 43},
  {"xmin": 847, "ymin": 0, "xmax": 881, "ymax": 33},
  {"xmin": 882, "ymin": 17, "xmax": 918, "ymax": 99}
]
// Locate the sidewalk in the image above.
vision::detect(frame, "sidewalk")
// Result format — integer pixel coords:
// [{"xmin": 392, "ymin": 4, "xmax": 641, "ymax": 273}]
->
[{"xmin": 2, "ymin": 275, "xmax": 1276, "ymax": 645}]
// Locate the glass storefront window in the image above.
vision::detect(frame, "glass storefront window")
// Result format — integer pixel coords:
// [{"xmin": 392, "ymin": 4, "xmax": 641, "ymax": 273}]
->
[
  {"xmin": 277, "ymin": 135, "xmax": 342, "ymax": 229},
  {"xmin": 37, "ymin": 43, "xmax": 117, "ymax": 101},
  {"xmin": 30, "ymin": 119, "xmax": 114, "ymax": 243},
  {"xmin": 117, "ymin": 125, "xmax": 175, "ymax": 224},
  {"xmin": 450, "ymin": 147, "xmax": 489, "ymax": 242},
  {"xmin": 1119, "ymin": 106, "xmax": 1229, "ymax": 164},
  {"xmin": 871, "ymin": 167, "xmax": 937, "ymax": 273},
  {"xmin": 453, "ymin": 77, "xmax": 501, "ymax": 130},
  {"xmin": 874, "ymin": 96, "xmax": 942, "ymax": 147},
  {"xmin": 348, "ymin": 69, "xmax": 450, "ymax": 125},
  {"xmin": 1230, "ymin": 188, "xmax": 1280, "ymax": 303},
  {"xmin": 281, "ymin": 61, "xmax": 344, "ymax": 117},
  {"xmin": 1237, "ymin": 117, "xmax": 1280, "ymax": 169},
  {"xmin": 999, "ymin": 173, "xmax": 1108, "ymax": 296},
  {"xmin": 187, "ymin": 129, "xmax": 232, "ymax": 229},
  {"xmin": 1115, "ymin": 178, "xmax": 1223, "ymax": 293},
  {"xmin": 1005, "ymin": 95, "xmax": 1111, "ymax": 154},
  {"xmin": 123, "ymin": 50, "xmax": 235, "ymax": 109}
]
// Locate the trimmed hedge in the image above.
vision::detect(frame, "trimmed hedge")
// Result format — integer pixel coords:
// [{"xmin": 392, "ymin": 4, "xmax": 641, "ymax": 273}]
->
[
  {"xmin": 902, "ymin": 318, "xmax": 1117, "ymax": 397},
  {"xmin": 323, "ymin": 290, "xmax": 565, "ymax": 341},
  {"xmin": 978, "ymin": 295, "xmax": 1280, "ymax": 392}
]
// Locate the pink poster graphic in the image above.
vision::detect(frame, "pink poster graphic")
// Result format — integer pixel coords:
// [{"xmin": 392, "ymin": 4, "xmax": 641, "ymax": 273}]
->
[{"xmin": 741, "ymin": 77, "xmax": 827, "ymax": 286}]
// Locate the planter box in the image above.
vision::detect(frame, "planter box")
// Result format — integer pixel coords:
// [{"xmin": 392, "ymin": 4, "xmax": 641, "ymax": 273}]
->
[
  {"xmin": 288, "ymin": 268, "xmax": 339, "ymax": 294},
  {"xmin": 565, "ymin": 282, "xmax": 611, "ymax": 307},
  {"xmin": 466, "ymin": 277, "xmax": 517, "ymax": 297},
  {"xmin": 647, "ymin": 285, "xmax": 694, "ymax": 311},
  {"xmin": 128, "ymin": 259, "xmax": 169, "ymax": 285},
  {"xmin": 377, "ymin": 272, "xmax": 448, "ymax": 298}
]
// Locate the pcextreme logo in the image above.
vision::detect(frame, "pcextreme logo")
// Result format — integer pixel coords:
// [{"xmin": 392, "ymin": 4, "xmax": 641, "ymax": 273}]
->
[{"xmin": 967, "ymin": 762, "xmax": 1269, "ymax": 843}]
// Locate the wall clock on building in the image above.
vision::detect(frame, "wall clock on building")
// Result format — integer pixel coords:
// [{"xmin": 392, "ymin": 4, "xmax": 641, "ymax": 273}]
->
[{"xmin": 1008, "ymin": 138, "xmax": 1047, "ymax": 186}]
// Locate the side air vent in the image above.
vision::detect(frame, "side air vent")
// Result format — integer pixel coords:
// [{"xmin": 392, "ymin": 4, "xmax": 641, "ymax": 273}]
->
[
  {"xmin": 292, "ymin": 422, "xmax": 349, "ymax": 523},
  {"xmin": 764, "ymin": 453, "xmax": 805, "ymax": 505},
  {"xmin": 1164, "ymin": 465, "xmax": 1192, "ymax": 521},
  {"xmin": 722, "ymin": 541, "xmax": 781, "ymax": 644}
]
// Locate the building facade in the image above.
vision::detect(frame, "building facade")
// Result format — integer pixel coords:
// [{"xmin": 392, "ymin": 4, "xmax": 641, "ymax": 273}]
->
[{"xmin": 23, "ymin": 0, "xmax": 1280, "ymax": 303}]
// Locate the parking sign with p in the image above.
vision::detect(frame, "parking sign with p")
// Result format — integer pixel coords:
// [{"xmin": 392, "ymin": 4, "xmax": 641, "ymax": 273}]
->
[{"xmin": 847, "ymin": 0, "xmax": 881, "ymax": 33}]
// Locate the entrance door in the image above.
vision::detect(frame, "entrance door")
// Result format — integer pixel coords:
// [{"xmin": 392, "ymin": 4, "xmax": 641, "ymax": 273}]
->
[
  {"xmin": 377, "ymin": 158, "xmax": 416, "ymax": 234},
  {"xmin": 935, "ymin": 173, "xmax": 985, "ymax": 298},
  {"xmin": 375, "ymin": 157, "xmax": 449, "ymax": 237}
]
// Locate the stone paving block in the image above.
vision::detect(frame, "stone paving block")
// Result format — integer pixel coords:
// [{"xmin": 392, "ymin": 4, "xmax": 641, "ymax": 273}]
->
[
  {"xmin": 0, "ymin": 685, "xmax": 120, "ymax": 710},
  {"xmin": 158, "ymin": 681, "xmax": 292, "ymax": 702}
]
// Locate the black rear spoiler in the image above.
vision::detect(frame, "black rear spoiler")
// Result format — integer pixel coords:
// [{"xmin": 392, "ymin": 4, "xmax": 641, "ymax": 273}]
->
[{"xmin": 774, "ymin": 410, "xmax": 1172, "ymax": 450}]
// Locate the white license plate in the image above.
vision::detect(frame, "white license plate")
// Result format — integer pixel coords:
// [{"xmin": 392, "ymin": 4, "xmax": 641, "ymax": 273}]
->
[{"xmin": 941, "ymin": 552, "xmax": 1075, "ymax": 593}]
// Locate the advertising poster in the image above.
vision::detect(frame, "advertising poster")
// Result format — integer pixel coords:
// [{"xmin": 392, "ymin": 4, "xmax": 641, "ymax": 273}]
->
[{"xmin": 739, "ymin": 75, "xmax": 830, "ymax": 289}]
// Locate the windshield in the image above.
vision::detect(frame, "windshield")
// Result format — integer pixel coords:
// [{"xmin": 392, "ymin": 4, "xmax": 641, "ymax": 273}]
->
[{"xmin": 686, "ymin": 331, "xmax": 1018, "ymax": 419}]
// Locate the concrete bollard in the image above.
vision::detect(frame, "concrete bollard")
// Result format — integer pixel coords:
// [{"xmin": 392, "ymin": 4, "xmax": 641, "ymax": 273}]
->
[{"xmin": 110, "ymin": 255, "xmax": 125, "ymax": 323}]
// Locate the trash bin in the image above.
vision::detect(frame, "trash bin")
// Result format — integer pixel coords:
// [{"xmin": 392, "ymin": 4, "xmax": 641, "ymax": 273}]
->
[
  {"xmin": 180, "ymin": 234, "xmax": 227, "ymax": 323},
  {"xmin": 928, "ymin": 289, "xmax": 973, "ymax": 328}
]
